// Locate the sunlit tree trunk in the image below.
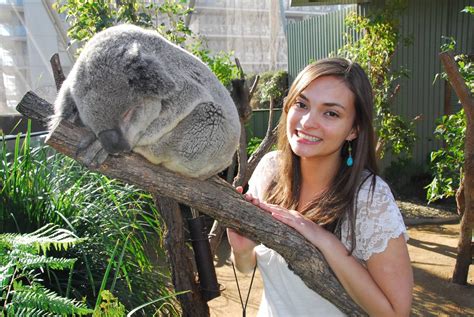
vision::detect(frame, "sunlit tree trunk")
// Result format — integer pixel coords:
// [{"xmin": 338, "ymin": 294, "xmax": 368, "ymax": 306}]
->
[{"xmin": 440, "ymin": 52, "xmax": 473, "ymax": 285}]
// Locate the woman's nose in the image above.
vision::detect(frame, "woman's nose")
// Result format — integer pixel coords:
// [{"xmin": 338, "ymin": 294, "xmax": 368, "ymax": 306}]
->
[{"xmin": 301, "ymin": 111, "xmax": 319, "ymax": 129}]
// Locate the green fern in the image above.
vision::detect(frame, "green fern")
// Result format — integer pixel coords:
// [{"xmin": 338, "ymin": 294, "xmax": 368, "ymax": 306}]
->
[
  {"xmin": 3, "ymin": 306, "xmax": 56, "ymax": 317},
  {"xmin": 8, "ymin": 284, "xmax": 91, "ymax": 316},
  {"xmin": 0, "ymin": 224, "xmax": 93, "ymax": 316}
]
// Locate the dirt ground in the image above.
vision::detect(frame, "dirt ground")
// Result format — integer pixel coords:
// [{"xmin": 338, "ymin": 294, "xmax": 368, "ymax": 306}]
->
[{"xmin": 208, "ymin": 222, "xmax": 473, "ymax": 316}]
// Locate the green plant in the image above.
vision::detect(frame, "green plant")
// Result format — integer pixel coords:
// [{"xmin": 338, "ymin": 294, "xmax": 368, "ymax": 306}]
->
[
  {"xmin": 337, "ymin": 0, "xmax": 416, "ymax": 159},
  {"xmin": 426, "ymin": 109, "xmax": 466, "ymax": 202},
  {"xmin": 1, "ymin": 128, "xmax": 178, "ymax": 315},
  {"xmin": 93, "ymin": 290, "xmax": 126, "ymax": 317},
  {"xmin": 426, "ymin": 7, "xmax": 473, "ymax": 203},
  {"xmin": 53, "ymin": 0, "xmax": 191, "ymax": 48},
  {"xmin": 247, "ymin": 137, "xmax": 263, "ymax": 156},
  {"xmin": 189, "ymin": 41, "xmax": 240, "ymax": 88},
  {"xmin": 249, "ymin": 70, "xmax": 288, "ymax": 109},
  {"xmin": 0, "ymin": 224, "xmax": 93, "ymax": 316}
]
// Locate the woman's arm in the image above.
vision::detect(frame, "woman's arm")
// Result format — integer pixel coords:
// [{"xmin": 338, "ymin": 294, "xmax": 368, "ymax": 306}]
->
[
  {"xmin": 226, "ymin": 186, "xmax": 258, "ymax": 274},
  {"xmin": 251, "ymin": 198, "xmax": 413, "ymax": 317},
  {"xmin": 227, "ymin": 228, "xmax": 257, "ymax": 274}
]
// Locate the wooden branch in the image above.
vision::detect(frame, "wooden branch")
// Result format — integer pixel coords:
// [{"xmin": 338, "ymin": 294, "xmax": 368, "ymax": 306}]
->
[
  {"xmin": 50, "ymin": 53, "xmax": 66, "ymax": 91},
  {"xmin": 440, "ymin": 52, "xmax": 474, "ymax": 115},
  {"xmin": 440, "ymin": 51, "xmax": 474, "ymax": 285},
  {"xmin": 235, "ymin": 57, "xmax": 244, "ymax": 80},
  {"xmin": 17, "ymin": 91, "xmax": 366, "ymax": 315},
  {"xmin": 248, "ymin": 75, "xmax": 260, "ymax": 101},
  {"xmin": 239, "ymin": 98, "xmax": 278, "ymax": 187}
]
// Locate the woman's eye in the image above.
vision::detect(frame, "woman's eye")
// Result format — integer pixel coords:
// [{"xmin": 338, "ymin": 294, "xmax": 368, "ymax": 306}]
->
[
  {"xmin": 325, "ymin": 111, "xmax": 339, "ymax": 118},
  {"xmin": 295, "ymin": 102, "xmax": 307, "ymax": 109}
]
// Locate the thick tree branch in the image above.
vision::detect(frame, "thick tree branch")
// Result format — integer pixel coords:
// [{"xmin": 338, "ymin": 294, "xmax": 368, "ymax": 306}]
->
[
  {"xmin": 439, "ymin": 52, "xmax": 474, "ymax": 116},
  {"xmin": 439, "ymin": 51, "xmax": 473, "ymax": 285},
  {"xmin": 17, "ymin": 91, "xmax": 366, "ymax": 315}
]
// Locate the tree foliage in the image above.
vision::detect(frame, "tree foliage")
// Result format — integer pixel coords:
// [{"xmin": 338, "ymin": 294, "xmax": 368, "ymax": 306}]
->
[{"xmin": 337, "ymin": 0, "xmax": 416, "ymax": 159}]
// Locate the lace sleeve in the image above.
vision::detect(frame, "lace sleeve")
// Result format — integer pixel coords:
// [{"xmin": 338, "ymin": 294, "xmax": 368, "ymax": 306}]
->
[
  {"xmin": 247, "ymin": 151, "xmax": 278, "ymax": 200},
  {"xmin": 347, "ymin": 176, "xmax": 409, "ymax": 261}
]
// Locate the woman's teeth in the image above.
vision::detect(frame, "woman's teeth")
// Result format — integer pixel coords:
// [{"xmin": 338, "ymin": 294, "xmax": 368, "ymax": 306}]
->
[{"xmin": 297, "ymin": 131, "xmax": 321, "ymax": 142}]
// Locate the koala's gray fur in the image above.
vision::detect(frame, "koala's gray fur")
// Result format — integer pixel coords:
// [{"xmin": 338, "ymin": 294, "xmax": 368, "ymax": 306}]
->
[{"xmin": 50, "ymin": 24, "xmax": 240, "ymax": 179}]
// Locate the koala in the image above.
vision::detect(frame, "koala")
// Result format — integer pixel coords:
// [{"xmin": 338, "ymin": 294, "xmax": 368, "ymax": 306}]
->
[{"xmin": 50, "ymin": 24, "xmax": 241, "ymax": 179}]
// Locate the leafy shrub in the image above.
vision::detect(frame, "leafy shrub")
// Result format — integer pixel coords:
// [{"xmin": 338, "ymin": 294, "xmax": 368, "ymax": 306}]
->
[
  {"xmin": 426, "ymin": 109, "xmax": 466, "ymax": 202},
  {"xmin": 247, "ymin": 137, "xmax": 263, "ymax": 156},
  {"xmin": 249, "ymin": 71, "xmax": 288, "ymax": 109}
]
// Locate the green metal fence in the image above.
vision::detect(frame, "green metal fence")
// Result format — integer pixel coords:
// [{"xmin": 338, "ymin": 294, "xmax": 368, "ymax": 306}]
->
[{"xmin": 247, "ymin": 108, "xmax": 282, "ymax": 139}]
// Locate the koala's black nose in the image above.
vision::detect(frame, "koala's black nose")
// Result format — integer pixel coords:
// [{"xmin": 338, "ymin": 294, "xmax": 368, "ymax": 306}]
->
[{"xmin": 98, "ymin": 129, "xmax": 131, "ymax": 154}]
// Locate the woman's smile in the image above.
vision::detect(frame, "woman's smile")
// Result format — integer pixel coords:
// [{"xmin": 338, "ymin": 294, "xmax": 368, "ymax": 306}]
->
[{"xmin": 295, "ymin": 130, "xmax": 322, "ymax": 143}]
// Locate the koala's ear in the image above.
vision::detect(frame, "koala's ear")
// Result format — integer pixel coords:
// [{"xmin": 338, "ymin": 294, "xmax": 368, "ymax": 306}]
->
[{"xmin": 124, "ymin": 44, "xmax": 177, "ymax": 96}]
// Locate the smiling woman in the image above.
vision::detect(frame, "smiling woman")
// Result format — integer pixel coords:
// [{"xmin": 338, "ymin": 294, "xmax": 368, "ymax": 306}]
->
[
  {"xmin": 228, "ymin": 57, "xmax": 414, "ymax": 316},
  {"xmin": 286, "ymin": 76, "xmax": 357, "ymax": 166}
]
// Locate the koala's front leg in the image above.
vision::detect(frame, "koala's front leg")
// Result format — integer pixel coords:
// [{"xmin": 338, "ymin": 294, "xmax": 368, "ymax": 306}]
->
[
  {"xmin": 52, "ymin": 84, "xmax": 110, "ymax": 167},
  {"xmin": 75, "ymin": 132, "xmax": 109, "ymax": 168}
]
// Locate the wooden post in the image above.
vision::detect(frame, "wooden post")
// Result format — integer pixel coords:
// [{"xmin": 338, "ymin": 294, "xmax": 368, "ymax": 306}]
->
[{"xmin": 154, "ymin": 196, "xmax": 210, "ymax": 316}]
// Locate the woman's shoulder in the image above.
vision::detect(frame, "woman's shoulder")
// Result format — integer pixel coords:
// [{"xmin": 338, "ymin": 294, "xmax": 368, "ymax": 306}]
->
[
  {"xmin": 357, "ymin": 172, "xmax": 394, "ymax": 201},
  {"xmin": 260, "ymin": 150, "xmax": 279, "ymax": 165},
  {"xmin": 354, "ymin": 172, "xmax": 401, "ymax": 224},
  {"xmin": 253, "ymin": 150, "xmax": 279, "ymax": 177},
  {"xmin": 247, "ymin": 151, "xmax": 279, "ymax": 199}
]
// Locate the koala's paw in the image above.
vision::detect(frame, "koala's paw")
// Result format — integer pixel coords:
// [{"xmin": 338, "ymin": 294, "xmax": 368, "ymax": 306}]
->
[{"xmin": 76, "ymin": 131, "xmax": 109, "ymax": 168}]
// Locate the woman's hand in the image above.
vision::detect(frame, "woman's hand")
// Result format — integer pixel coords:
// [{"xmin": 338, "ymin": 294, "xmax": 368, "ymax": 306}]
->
[{"xmin": 241, "ymin": 192, "xmax": 330, "ymax": 249}]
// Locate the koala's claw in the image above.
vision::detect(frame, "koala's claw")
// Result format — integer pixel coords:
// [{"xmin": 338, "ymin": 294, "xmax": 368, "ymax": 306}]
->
[{"xmin": 76, "ymin": 135, "xmax": 109, "ymax": 168}]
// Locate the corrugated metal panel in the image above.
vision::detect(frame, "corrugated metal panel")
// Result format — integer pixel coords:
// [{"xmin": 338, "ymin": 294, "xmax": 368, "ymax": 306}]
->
[
  {"xmin": 287, "ymin": 0, "xmax": 473, "ymax": 169},
  {"xmin": 287, "ymin": 5, "xmax": 357, "ymax": 81},
  {"xmin": 390, "ymin": 0, "xmax": 473, "ymax": 167},
  {"xmin": 248, "ymin": 109, "xmax": 282, "ymax": 139}
]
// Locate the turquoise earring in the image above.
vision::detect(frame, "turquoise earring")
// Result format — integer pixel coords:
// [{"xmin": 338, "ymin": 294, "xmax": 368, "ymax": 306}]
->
[{"xmin": 346, "ymin": 141, "xmax": 353, "ymax": 167}]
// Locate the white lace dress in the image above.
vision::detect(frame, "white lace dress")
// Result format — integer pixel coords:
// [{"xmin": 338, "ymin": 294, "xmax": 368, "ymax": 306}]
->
[{"xmin": 248, "ymin": 151, "xmax": 408, "ymax": 317}]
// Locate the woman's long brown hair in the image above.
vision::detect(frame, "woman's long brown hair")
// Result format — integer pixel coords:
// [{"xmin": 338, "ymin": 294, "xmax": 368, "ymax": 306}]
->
[{"xmin": 264, "ymin": 58, "xmax": 378, "ymax": 252}]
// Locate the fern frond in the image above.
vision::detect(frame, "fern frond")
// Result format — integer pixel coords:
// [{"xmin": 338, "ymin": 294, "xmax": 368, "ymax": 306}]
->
[
  {"xmin": 0, "ymin": 263, "xmax": 15, "ymax": 288},
  {"xmin": 5, "ymin": 306, "xmax": 55, "ymax": 317},
  {"xmin": 0, "ymin": 224, "xmax": 83, "ymax": 255},
  {"xmin": 16, "ymin": 253, "xmax": 77, "ymax": 271},
  {"xmin": 11, "ymin": 285, "xmax": 93, "ymax": 315}
]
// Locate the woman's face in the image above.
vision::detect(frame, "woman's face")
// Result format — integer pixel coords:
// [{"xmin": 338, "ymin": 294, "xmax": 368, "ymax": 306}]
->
[{"xmin": 286, "ymin": 76, "xmax": 358, "ymax": 162}]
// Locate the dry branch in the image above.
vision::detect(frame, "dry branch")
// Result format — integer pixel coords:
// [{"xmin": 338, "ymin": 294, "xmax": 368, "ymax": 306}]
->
[{"xmin": 17, "ymin": 91, "xmax": 366, "ymax": 316}]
